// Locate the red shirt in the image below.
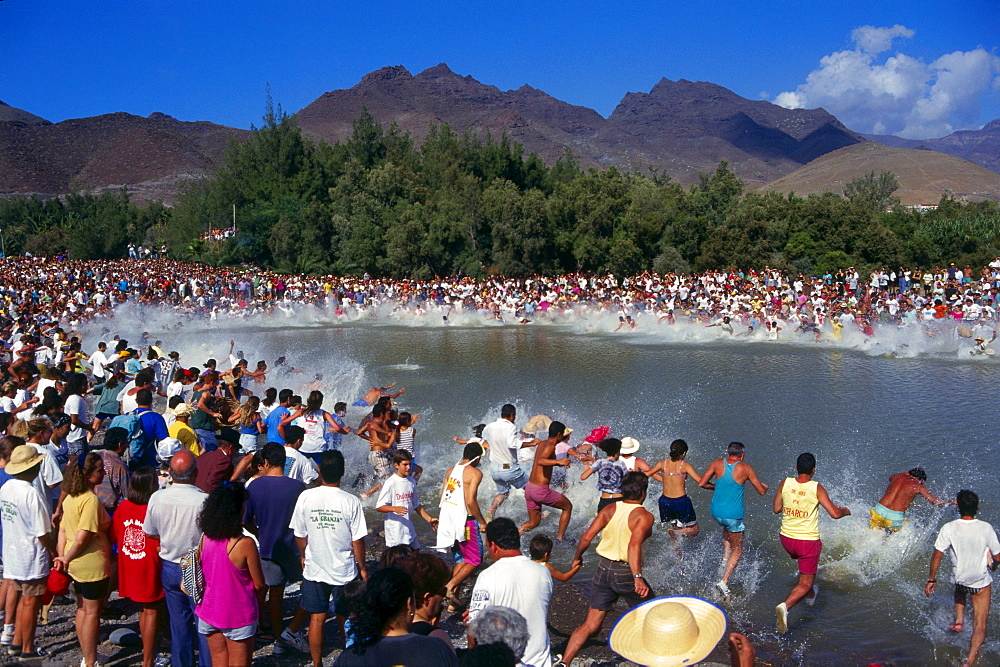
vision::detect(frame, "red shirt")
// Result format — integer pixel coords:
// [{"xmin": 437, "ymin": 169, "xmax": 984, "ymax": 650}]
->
[{"xmin": 112, "ymin": 500, "xmax": 163, "ymax": 603}]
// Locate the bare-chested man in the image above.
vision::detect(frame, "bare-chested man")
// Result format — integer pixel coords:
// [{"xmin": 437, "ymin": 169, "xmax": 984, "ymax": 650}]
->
[
  {"xmin": 520, "ymin": 421, "xmax": 573, "ymax": 541},
  {"xmin": 436, "ymin": 442, "xmax": 488, "ymax": 608},
  {"xmin": 353, "ymin": 382, "xmax": 406, "ymax": 407},
  {"xmin": 356, "ymin": 403, "xmax": 398, "ymax": 498},
  {"xmin": 870, "ymin": 468, "xmax": 952, "ymax": 532}
]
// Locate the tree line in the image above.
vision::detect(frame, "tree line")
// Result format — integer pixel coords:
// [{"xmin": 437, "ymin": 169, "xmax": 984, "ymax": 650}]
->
[{"xmin": 2, "ymin": 104, "xmax": 999, "ymax": 277}]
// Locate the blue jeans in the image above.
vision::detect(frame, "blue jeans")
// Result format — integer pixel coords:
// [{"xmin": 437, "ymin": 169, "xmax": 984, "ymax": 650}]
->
[
  {"xmin": 161, "ymin": 561, "xmax": 210, "ymax": 667},
  {"xmin": 194, "ymin": 429, "xmax": 218, "ymax": 453}
]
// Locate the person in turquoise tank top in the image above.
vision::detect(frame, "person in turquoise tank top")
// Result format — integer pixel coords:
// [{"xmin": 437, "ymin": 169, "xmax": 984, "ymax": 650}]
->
[{"xmin": 700, "ymin": 442, "xmax": 769, "ymax": 597}]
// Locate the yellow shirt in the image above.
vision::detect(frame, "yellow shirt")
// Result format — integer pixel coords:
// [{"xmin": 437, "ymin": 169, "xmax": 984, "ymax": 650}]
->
[
  {"xmin": 62, "ymin": 491, "xmax": 112, "ymax": 582},
  {"xmin": 780, "ymin": 478, "xmax": 820, "ymax": 541},
  {"xmin": 596, "ymin": 502, "xmax": 641, "ymax": 562},
  {"xmin": 169, "ymin": 421, "xmax": 201, "ymax": 456}
]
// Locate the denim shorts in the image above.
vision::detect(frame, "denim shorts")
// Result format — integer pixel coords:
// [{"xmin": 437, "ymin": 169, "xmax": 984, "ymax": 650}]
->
[
  {"xmin": 197, "ymin": 617, "xmax": 257, "ymax": 641},
  {"xmin": 712, "ymin": 515, "xmax": 745, "ymax": 533},
  {"xmin": 590, "ymin": 557, "xmax": 653, "ymax": 611},
  {"xmin": 490, "ymin": 464, "xmax": 528, "ymax": 496},
  {"xmin": 300, "ymin": 578, "xmax": 351, "ymax": 616}
]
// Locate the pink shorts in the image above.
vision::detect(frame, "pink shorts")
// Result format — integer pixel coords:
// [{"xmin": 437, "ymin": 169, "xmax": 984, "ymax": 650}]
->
[
  {"xmin": 780, "ymin": 534, "xmax": 822, "ymax": 575},
  {"xmin": 455, "ymin": 518, "xmax": 483, "ymax": 567},
  {"xmin": 525, "ymin": 482, "xmax": 564, "ymax": 512}
]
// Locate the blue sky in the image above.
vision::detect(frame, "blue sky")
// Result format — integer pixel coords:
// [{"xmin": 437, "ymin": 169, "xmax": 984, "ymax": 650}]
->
[{"xmin": 2, "ymin": 1, "xmax": 997, "ymax": 138}]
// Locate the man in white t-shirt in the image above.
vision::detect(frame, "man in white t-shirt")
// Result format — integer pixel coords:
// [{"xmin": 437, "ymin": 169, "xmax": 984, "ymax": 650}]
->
[
  {"xmin": 468, "ymin": 518, "xmax": 553, "ymax": 667},
  {"xmin": 482, "ymin": 404, "xmax": 537, "ymax": 516},
  {"xmin": 88, "ymin": 342, "xmax": 109, "ymax": 381},
  {"xmin": 0, "ymin": 445, "xmax": 56, "ymax": 657},
  {"xmin": 282, "ymin": 425, "xmax": 318, "ymax": 485},
  {"xmin": 926, "ymin": 490, "xmax": 1000, "ymax": 666},
  {"xmin": 376, "ymin": 449, "xmax": 438, "ymax": 548},
  {"xmin": 287, "ymin": 450, "xmax": 367, "ymax": 666}
]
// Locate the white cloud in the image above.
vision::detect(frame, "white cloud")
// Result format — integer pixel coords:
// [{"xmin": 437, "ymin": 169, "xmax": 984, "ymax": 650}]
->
[
  {"xmin": 851, "ymin": 25, "xmax": 914, "ymax": 54},
  {"xmin": 774, "ymin": 25, "xmax": 1000, "ymax": 139}
]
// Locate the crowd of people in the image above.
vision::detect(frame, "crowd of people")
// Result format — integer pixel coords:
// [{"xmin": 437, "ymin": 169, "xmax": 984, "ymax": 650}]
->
[
  {"xmin": 0, "ymin": 256, "xmax": 995, "ymax": 665},
  {"xmin": 4, "ymin": 256, "xmax": 1000, "ymax": 355}
]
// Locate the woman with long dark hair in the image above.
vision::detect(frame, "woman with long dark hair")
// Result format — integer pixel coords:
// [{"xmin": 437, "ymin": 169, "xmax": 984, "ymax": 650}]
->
[
  {"xmin": 194, "ymin": 483, "xmax": 264, "ymax": 666},
  {"xmin": 334, "ymin": 568, "xmax": 458, "ymax": 666},
  {"xmin": 113, "ymin": 467, "xmax": 164, "ymax": 667}
]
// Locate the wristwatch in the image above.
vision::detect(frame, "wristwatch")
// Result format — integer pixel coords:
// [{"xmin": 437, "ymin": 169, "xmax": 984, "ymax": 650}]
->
[{"xmin": 633, "ymin": 573, "xmax": 643, "ymax": 578}]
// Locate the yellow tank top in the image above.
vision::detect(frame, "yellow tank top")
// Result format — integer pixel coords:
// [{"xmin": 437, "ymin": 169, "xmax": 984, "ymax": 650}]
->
[
  {"xmin": 780, "ymin": 477, "xmax": 820, "ymax": 540},
  {"xmin": 596, "ymin": 502, "xmax": 640, "ymax": 562}
]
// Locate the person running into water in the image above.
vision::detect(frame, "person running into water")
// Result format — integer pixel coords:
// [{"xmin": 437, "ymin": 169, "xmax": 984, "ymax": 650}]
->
[
  {"xmin": 618, "ymin": 437, "xmax": 650, "ymax": 473},
  {"xmin": 520, "ymin": 421, "xmax": 573, "ymax": 541},
  {"xmin": 926, "ymin": 490, "xmax": 1000, "ymax": 667},
  {"xmin": 701, "ymin": 441, "xmax": 769, "ymax": 596},
  {"xmin": 356, "ymin": 403, "xmax": 398, "ymax": 499},
  {"xmin": 436, "ymin": 442, "xmax": 487, "ymax": 610},
  {"xmin": 870, "ymin": 468, "xmax": 952, "ymax": 533},
  {"xmin": 646, "ymin": 439, "xmax": 707, "ymax": 537},
  {"xmin": 580, "ymin": 437, "xmax": 628, "ymax": 512},
  {"xmin": 773, "ymin": 453, "xmax": 851, "ymax": 634}
]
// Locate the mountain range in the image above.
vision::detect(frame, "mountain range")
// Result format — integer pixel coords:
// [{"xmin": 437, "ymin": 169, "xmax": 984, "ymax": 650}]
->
[{"xmin": 1, "ymin": 65, "xmax": 998, "ymax": 204}]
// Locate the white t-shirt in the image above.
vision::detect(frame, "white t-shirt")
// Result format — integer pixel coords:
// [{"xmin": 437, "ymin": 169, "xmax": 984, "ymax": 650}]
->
[
  {"xmin": 376, "ymin": 474, "xmax": 419, "ymax": 548},
  {"xmin": 481, "ymin": 418, "xmax": 521, "ymax": 468},
  {"xmin": 289, "ymin": 486, "xmax": 367, "ymax": 585},
  {"xmin": 295, "ymin": 410, "xmax": 327, "ymax": 454},
  {"xmin": 469, "ymin": 555, "xmax": 553, "ymax": 667},
  {"xmin": 0, "ymin": 478, "xmax": 53, "ymax": 580},
  {"xmin": 934, "ymin": 518, "xmax": 1000, "ymax": 589},
  {"xmin": 283, "ymin": 447, "xmax": 319, "ymax": 485},
  {"xmin": 0, "ymin": 396, "xmax": 14, "ymax": 413},
  {"xmin": 27, "ymin": 442, "xmax": 63, "ymax": 501},
  {"xmin": 166, "ymin": 381, "xmax": 189, "ymax": 402},
  {"xmin": 89, "ymin": 350, "xmax": 109, "ymax": 379},
  {"xmin": 64, "ymin": 394, "xmax": 87, "ymax": 445}
]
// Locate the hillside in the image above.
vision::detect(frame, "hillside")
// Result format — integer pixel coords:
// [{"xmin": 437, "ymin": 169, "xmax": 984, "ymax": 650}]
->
[
  {"xmin": 0, "ymin": 101, "xmax": 50, "ymax": 125},
  {"xmin": 295, "ymin": 64, "xmax": 864, "ymax": 185},
  {"xmin": 0, "ymin": 112, "xmax": 248, "ymax": 204},
  {"xmin": 866, "ymin": 119, "xmax": 1000, "ymax": 175},
  {"xmin": 760, "ymin": 142, "xmax": 1000, "ymax": 205}
]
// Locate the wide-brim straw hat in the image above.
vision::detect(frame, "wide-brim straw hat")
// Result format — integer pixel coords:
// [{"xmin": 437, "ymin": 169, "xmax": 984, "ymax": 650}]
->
[
  {"xmin": 620, "ymin": 437, "xmax": 641, "ymax": 455},
  {"xmin": 523, "ymin": 414, "xmax": 552, "ymax": 434},
  {"xmin": 169, "ymin": 402, "xmax": 195, "ymax": 418},
  {"xmin": 6, "ymin": 445, "xmax": 44, "ymax": 475},
  {"xmin": 609, "ymin": 596, "xmax": 727, "ymax": 666}
]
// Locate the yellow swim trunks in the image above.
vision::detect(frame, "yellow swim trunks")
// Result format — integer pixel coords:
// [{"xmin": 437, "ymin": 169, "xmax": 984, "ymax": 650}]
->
[{"xmin": 869, "ymin": 504, "xmax": 905, "ymax": 532}]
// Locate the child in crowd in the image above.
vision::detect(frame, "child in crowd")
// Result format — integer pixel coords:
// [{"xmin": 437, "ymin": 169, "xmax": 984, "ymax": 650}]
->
[
  {"xmin": 529, "ymin": 534, "xmax": 581, "ymax": 582},
  {"xmin": 375, "ymin": 450, "xmax": 437, "ymax": 548}
]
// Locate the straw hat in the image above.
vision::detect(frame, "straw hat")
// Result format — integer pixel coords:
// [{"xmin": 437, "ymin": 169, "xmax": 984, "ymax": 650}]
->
[
  {"xmin": 6, "ymin": 445, "xmax": 44, "ymax": 475},
  {"xmin": 523, "ymin": 414, "xmax": 552, "ymax": 434},
  {"xmin": 620, "ymin": 437, "xmax": 641, "ymax": 455},
  {"xmin": 609, "ymin": 596, "xmax": 726, "ymax": 666},
  {"xmin": 169, "ymin": 402, "xmax": 195, "ymax": 418}
]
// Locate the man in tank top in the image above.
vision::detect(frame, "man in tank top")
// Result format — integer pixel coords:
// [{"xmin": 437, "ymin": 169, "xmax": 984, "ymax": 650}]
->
[
  {"xmin": 772, "ymin": 452, "xmax": 851, "ymax": 634},
  {"xmin": 435, "ymin": 442, "xmax": 487, "ymax": 608},
  {"xmin": 701, "ymin": 441, "xmax": 769, "ymax": 597},
  {"xmin": 558, "ymin": 472, "xmax": 654, "ymax": 667}
]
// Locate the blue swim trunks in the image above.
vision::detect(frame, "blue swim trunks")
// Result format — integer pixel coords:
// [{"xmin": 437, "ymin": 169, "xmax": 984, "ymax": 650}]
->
[
  {"xmin": 658, "ymin": 495, "xmax": 698, "ymax": 528},
  {"xmin": 712, "ymin": 515, "xmax": 745, "ymax": 533}
]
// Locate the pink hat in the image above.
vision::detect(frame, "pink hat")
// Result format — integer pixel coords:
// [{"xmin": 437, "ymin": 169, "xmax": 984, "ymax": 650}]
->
[{"xmin": 584, "ymin": 426, "xmax": 611, "ymax": 443}]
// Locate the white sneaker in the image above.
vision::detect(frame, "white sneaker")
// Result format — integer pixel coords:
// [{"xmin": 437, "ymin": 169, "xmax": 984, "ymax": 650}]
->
[
  {"xmin": 278, "ymin": 628, "xmax": 308, "ymax": 653},
  {"xmin": 805, "ymin": 584, "xmax": 819, "ymax": 607},
  {"xmin": 776, "ymin": 602, "xmax": 788, "ymax": 634},
  {"xmin": 715, "ymin": 580, "xmax": 730, "ymax": 597}
]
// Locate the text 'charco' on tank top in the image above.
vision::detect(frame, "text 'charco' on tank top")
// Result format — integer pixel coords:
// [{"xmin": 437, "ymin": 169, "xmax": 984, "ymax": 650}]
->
[
  {"xmin": 779, "ymin": 477, "xmax": 820, "ymax": 541},
  {"xmin": 711, "ymin": 459, "xmax": 745, "ymax": 520}
]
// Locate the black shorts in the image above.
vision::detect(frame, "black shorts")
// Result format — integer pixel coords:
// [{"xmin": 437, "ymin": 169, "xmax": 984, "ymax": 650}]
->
[
  {"xmin": 589, "ymin": 557, "xmax": 653, "ymax": 612},
  {"xmin": 73, "ymin": 577, "xmax": 110, "ymax": 601}
]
